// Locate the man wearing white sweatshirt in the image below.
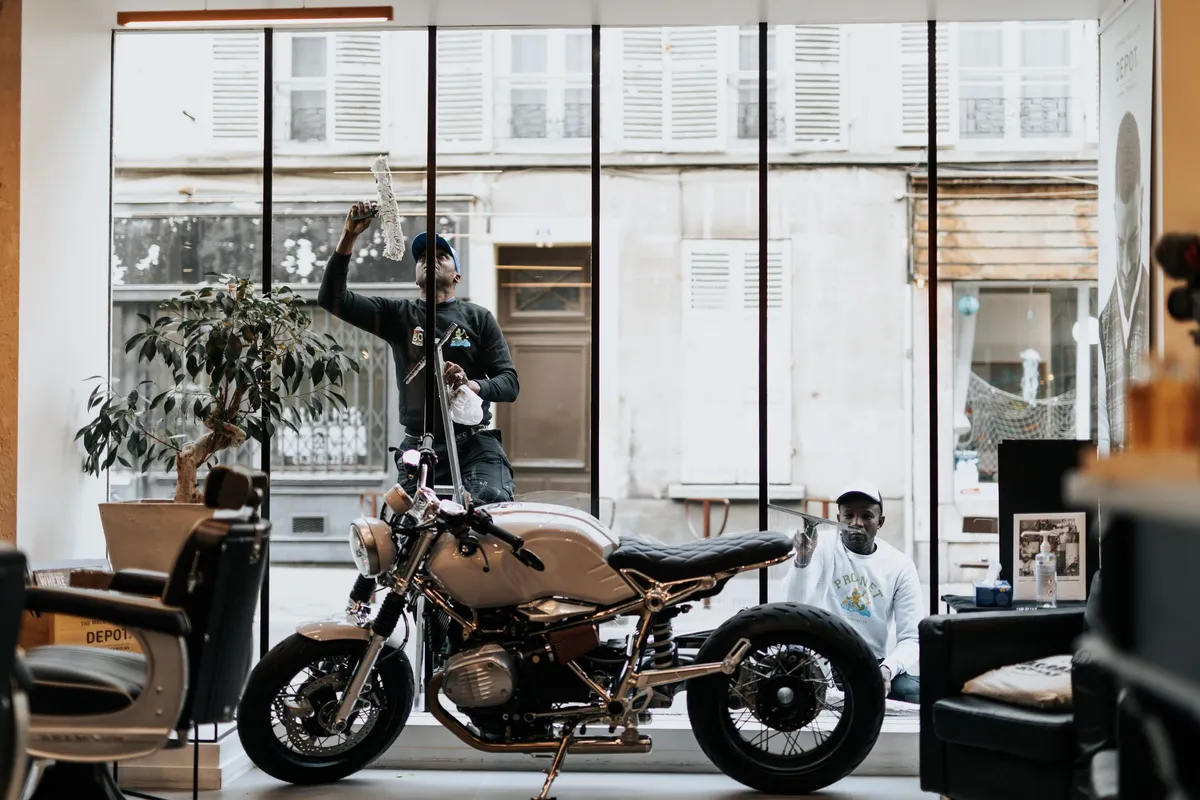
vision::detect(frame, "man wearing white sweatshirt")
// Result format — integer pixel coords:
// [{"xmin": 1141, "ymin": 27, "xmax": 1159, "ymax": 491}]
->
[{"xmin": 785, "ymin": 482, "xmax": 922, "ymax": 703}]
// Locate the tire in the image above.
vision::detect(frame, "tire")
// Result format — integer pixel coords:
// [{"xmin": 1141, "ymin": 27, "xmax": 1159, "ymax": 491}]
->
[
  {"xmin": 686, "ymin": 602, "xmax": 886, "ymax": 795},
  {"xmin": 237, "ymin": 634, "xmax": 415, "ymax": 785}
]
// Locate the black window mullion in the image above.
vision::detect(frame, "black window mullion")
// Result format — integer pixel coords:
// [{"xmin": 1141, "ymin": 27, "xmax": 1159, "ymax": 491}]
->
[
  {"xmin": 425, "ymin": 26, "xmax": 438, "ymax": 451},
  {"xmin": 259, "ymin": 26, "xmax": 275, "ymax": 660},
  {"xmin": 758, "ymin": 21, "xmax": 769, "ymax": 605},
  {"xmin": 590, "ymin": 24, "xmax": 601, "ymax": 520},
  {"xmin": 927, "ymin": 20, "xmax": 940, "ymax": 615}
]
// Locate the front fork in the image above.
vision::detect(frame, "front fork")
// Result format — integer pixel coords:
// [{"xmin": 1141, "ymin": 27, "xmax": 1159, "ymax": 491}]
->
[{"xmin": 332, "ymin": 531, "xmax": 438, "ymax": 731}]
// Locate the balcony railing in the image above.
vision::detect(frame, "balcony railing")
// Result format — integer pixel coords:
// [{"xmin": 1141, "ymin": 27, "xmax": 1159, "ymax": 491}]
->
[
  {"xmin": 737, "ymin": 102, "xmax": 782, "ymax": 141},
  {"xmin": 961, "ymin": 96, "xmax": 1073, "ymax": 140}
]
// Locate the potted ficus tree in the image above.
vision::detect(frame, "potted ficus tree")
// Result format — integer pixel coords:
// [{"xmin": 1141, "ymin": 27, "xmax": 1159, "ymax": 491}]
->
[{"xmin": 77, "ymin": 276, "xmax": 360, "ymax": 572}]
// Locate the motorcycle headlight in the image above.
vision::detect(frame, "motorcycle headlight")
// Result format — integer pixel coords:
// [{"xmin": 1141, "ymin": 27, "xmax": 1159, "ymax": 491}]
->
[{"xmin": 347, "ymin": 517, "xmax": 396, "ymax": 578}]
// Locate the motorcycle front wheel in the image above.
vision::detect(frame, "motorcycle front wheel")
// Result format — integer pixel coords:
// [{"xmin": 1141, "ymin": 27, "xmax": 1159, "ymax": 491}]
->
[
  {"xmin": 237, "ymin": 634, "xmax": 415, "ymax": 785},
  {"xmin": 686, "ymin": 602, "xmax": 886, "ymax": 795}
]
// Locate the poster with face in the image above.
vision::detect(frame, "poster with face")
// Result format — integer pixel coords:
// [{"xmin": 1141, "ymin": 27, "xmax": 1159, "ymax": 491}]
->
[{"xmin": 1098, "ymin": 0, "xmax": 1154, "ymax": 454}]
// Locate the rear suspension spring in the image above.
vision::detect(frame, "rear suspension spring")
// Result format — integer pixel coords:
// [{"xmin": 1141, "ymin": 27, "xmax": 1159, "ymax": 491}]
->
[{"xmin": 650, "ymin": 619, "xmax": 676, "ymax": 669}]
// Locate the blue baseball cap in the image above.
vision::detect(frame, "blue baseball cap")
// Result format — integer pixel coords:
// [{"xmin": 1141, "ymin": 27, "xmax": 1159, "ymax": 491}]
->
[{"xmin": 411, "ymin": 232, "xmax": 460, "ymax": 273}]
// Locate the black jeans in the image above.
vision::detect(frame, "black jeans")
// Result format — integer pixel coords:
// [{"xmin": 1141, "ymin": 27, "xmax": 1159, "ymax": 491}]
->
[{"xmin": 398, "ymin": 428, "xmax": 516, "ymax": 505}]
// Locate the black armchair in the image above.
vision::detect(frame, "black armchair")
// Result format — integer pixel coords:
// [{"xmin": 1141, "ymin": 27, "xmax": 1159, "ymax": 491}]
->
[
  {"xmin": 919, "ymin": 607, "xmax": 1106, "ymax": 800},
  {"xmin": 0, "ymin": 546, "xmax": 31, "ymax": 800},
  {"xmin": 22, "ymin": 465, "xmax": 270, "ymax": 800}
]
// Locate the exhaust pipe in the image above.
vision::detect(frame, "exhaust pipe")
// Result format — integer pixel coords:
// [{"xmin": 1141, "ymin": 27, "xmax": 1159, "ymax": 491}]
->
[{"xmin": 426, "ymin": 672, "xmax": 652, "ymax": 755}]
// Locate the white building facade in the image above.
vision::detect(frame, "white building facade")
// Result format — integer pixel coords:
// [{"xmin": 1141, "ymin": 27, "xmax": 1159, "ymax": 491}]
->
[{"xmin": 110, "ymin": 21, "xmax": 1100, "ymax": 584}]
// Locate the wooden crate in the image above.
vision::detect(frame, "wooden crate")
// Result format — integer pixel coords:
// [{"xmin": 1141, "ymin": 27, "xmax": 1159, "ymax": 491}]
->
[{"xmin": 18, "ymin": 561, "xmax": 143, "ymax": 654}]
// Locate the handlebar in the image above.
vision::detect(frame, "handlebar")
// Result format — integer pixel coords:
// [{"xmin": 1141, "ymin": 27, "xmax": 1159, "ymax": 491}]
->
[{"xmin": 466, "ymin": 508, "xmax": 546, "ymax": 572}]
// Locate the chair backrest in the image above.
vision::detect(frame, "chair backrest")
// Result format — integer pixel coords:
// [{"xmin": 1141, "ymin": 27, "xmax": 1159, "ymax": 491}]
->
[
  {"xmin": 0, "ymin": 546, "xmax": 29, "ymax": 800},
  {"xmin": 162, "ymin": 514, "xmax": 270, "ymax": 726}
]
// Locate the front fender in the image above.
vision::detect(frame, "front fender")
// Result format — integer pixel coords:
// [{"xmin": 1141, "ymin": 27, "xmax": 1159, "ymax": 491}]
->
[{"xmin": 296, "ymin": 619, "xmax": 407, "ymax": 649}]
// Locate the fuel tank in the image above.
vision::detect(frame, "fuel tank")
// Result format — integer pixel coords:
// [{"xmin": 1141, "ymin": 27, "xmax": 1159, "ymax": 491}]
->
[{"xmin": 426, "ymin": 503, "xmax": 638, "ymax": 609}]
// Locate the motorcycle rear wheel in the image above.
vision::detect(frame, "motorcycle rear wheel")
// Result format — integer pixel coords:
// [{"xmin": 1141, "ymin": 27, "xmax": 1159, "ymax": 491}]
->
[
  {"xmin": 237, "ymin": 634, "xmax": 415, "ymax": 785},
  {"xmin": 686, "ymin": 602, "xmax": 886, "ymax": 795}
]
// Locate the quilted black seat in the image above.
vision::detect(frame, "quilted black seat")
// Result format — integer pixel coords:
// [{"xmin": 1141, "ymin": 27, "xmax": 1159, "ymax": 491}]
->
[
  {"xmin": 25, "ymin": 646, "xmax": 147, "ymax": 716},
  {"xmin": 607, "ymin": 531, "xmax": 793, "ymax": 582}
]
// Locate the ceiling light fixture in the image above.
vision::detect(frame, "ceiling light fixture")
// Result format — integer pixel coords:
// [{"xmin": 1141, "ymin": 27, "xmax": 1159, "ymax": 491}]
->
[{"xmin": 117, "ymin": 6, "xmax": 394, "ymax": 29}]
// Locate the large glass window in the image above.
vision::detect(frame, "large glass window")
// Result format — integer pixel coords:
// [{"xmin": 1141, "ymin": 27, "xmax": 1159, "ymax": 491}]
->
[
  {"xmin": 110, "ymin": 32, "xmax": 265, "ymax": 504},
  {"xmin": 264, "ymin": 30, "xmax": 430, "ymax": 659},
  {"xmin": 952, "ymin": 284, "xmax": 1099, "ymax": 485},
  {"xmin": 107, "ymin": 15, "xmax": 1103, "ymax": 758}
]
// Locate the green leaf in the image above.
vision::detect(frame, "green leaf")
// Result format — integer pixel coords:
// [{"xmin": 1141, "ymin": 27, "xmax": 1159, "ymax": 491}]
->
[
  {"xmin": 118, "ymin": 456, "xmax": 132, "ymax": 469},
  {"xmin": 140, "ymin": 338, "xmax": 157, "ymax": 364},
  {"xmin": 282, "ymin": 353, "xmax": 296, "ymax": 382},
  {"xmin": 311, "ymin": 361, "xmax": 325, "ymax": 386},
  {"xmin": 164, "ymin": 394, "xmax": 176, "ymax": 415}
]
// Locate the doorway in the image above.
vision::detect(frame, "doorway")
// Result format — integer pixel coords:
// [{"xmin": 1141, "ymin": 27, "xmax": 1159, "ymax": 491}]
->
[{"xmin": 494, "ymin": 244, "xmax": 592, "ymax": 495}]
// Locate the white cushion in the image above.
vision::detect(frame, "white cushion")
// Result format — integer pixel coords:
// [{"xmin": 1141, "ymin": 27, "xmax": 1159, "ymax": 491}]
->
[{"xmin": 961, "ymin": 654, "xmax": 1073, "ymax": 710}]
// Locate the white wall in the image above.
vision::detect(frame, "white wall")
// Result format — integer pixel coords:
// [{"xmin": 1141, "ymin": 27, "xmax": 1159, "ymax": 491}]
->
[{"xmin": 20, "ymin": 0, "xmax": 116, "ymax": 562}]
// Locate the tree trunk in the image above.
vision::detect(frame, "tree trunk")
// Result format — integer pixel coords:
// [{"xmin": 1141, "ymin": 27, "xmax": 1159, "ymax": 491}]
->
[{"xmin": 174, "ymin": 422, "xmax": 247, "ymax": 503}]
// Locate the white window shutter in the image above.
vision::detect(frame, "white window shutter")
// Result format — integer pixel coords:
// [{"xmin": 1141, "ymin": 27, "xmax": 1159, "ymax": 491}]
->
[
  {"xmin": 666, "ymin": 27, "xmax": 724, "ymax": 151},
  {"xmin": 680, "ymin": 242, "xmax": 741, "ymax": 485},
  {"xmin": 211, "ymin": 33, "xmax": 263, "ymax": 143},
  {"xmin": 620, "ymin": 28, "xmax": 666, "ymax": 150},
  {"xmin": 437, "ymin": 30, "xmax": 492, "ymax": 152},
  {"xmin": 898, "ymin": 23, "xmax": 955, "ymax": 146},
  {"xmin": 680, "ymin": 240, "xmax": 793, "ymax": 485},
  {"xmin": 332, "ymin": 33, "xmax": 384, "ymax": 147},
  {"xmin": 791, "ymin": 25, "xmax": 845, "ymax": 150}
]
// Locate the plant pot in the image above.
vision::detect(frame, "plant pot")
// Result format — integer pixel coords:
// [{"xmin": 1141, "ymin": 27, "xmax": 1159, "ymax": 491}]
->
[{"xmin": 98, "ymin": 501, "xmax": 215, "ymax": 573}]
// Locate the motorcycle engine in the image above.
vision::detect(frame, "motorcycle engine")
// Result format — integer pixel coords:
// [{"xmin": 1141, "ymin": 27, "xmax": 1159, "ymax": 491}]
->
[{"xmin": 441, "ymin": 644, "xmax": 519, "ymax": 708}]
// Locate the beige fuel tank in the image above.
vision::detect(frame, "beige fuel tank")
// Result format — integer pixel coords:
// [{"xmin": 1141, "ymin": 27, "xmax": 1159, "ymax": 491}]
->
[{"xmin": 426, "ymin": 503, "xmax": 638, "ymax": 609}]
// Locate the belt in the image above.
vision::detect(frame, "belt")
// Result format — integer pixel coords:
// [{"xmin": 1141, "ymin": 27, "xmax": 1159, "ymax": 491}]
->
[{"xmin": 405, "ymin": 425, "xmax": 487, "ymax": 445}]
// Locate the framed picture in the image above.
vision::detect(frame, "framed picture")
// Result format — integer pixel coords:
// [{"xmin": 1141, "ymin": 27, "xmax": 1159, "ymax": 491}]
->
[{"xmin": 1012, "ymin": 512, "xmax": 1087, "ymax": 602}]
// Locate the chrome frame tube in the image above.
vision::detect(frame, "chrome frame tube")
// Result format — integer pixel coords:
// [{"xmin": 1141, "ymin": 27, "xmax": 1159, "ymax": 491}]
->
[{"xmin": 425, "ymin": 672, "xmax": 651, "ymax": 755}]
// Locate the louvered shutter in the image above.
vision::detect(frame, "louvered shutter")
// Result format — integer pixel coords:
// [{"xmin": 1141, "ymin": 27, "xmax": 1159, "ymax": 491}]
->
[
  {"xmin": 437, "ymin": 30, "xmax": 492, "ymax": 152},
  {"xmin": 899, "ymin": 23, "xmax": 956, "ymax": 146},
  {"xmin": 680, "ymin": 240, "xmax": 793, "ymax": 485},
  {"xmin": 620, "ymin": 28, "xmax": 666, "ymax": 150},
  {"xmin": 333, "ymin": 33, "xmax": 384, "ymax": 147},
  {"xmin": 211, "ymin": 33, "xmax": 263, "ymax": 144},
  {"xmin": 790, "ymin": 25, "xmax": 844, "ymax": 150},
  {"xmin": 742, "ymin": 242, "xmax": 793, "ymax": 484},
  {"xmin": 666, "ymin": 27, "xmax": 724, "ymax": 151},
  {"xmin": 681, "ymin": 242, "xmax": 741, "ymax": 484}
]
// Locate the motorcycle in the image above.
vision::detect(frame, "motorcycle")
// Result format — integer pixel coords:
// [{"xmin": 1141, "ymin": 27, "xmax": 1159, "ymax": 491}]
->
[{"xmin": 237, "ymin": 439, "xmax": 887, "ymax": 797}]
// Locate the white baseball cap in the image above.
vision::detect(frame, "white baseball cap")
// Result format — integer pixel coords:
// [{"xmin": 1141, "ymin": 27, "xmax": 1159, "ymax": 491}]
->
[{"xmin": 836, "ymin": 481, "xmax": 883, "ymax": 511}]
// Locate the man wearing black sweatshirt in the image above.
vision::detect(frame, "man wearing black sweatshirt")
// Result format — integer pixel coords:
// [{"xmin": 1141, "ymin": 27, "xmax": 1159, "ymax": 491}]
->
[{"xmin": 318, "ymin": 202, "xmax": 520, "ymax": 503}]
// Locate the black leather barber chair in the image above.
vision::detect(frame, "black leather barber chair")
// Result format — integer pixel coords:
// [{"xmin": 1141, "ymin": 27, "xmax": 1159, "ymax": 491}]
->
[
  {"xmin": 919, "ymin": 575, "xmax": 1114, "ymax": 800},
  {"xmin": 0, "ymin": 546, "xmax": 31, "ymax": 800},
  {"xmin": 21, "ymin": 465, "xmax": 270, "ymax": 800}
]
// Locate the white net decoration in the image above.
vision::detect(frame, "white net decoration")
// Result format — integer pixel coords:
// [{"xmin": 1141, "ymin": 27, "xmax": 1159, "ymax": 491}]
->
[
  {"xmin": 961, "ymin": 372, "xmax": 1077, "ymax": 478},
  {"xmin": 370, "ymin": 154, "xmax": 406, "ymax": 261}
]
